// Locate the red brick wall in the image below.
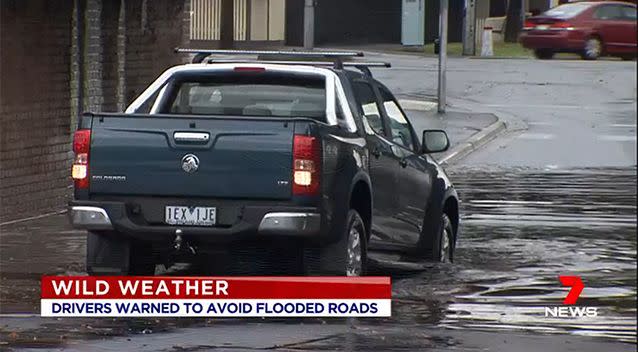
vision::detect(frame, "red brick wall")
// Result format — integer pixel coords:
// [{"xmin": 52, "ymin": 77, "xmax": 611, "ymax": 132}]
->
[
  {"xmin": 0, "ymin": 0, "xmax": 189, "ymax": 223},
  {"xmin": 0, "ymin": 0, "xmax": 75, "ymax": 223},
  {"xmin": 123, "ymin": 0, "xmax": 189, "ymax": 104}
]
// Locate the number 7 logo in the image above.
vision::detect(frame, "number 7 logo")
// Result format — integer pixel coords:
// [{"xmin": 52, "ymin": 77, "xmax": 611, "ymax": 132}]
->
[{"xmin": 559, "ymin": 276, "xmax": 584, "ymax": 305}]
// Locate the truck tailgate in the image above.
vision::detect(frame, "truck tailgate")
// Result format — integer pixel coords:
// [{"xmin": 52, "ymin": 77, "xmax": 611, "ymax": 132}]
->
[{"xmin": 89, "ymin": 116, "xmax": 294, "ymax": 199}]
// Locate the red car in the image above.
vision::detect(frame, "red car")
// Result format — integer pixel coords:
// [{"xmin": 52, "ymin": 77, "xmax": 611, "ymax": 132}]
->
[{"xmin": 520, "ymin": 1, "xmax": 637, "ymax": 60}]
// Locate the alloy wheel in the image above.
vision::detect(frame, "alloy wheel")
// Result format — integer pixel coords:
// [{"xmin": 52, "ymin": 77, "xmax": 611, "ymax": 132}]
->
[
  {"xmin": 346, "ymin": 226, "xmax": 363, "ymax": 276},
  {"xmin": 439, "ymin": 226, "xmax": 452, "ymax": 263},
  {"xmin": 585, "ymin": 38, "xmax": 602, "ymax": 60}
]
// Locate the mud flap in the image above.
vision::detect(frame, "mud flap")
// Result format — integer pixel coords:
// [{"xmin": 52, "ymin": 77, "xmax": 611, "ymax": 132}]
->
[{"xmin": 86, "ymin": 231, "xmax": 131, "ymax": 275}]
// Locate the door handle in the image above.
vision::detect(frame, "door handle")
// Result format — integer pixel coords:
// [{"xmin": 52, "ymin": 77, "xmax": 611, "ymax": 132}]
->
[
  {"xmin": 174, "ymin": 132, "xmax": 210, "ymax": 143},
  {"xmin": 371, "ymin": 148, "xmax": 381, "ymax": 158},
  {"xmin": 399, "ymin": 159, "xmax": 408, "ymax": 168}
]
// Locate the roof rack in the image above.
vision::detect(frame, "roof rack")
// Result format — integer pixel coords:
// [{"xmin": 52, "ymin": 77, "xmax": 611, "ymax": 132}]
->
[
  {"xmin": 175, "ymin": 48, "xmax": 364, "ymax": 64},
  {"xmin": 174, "ymin": 48, "xmax": 390, "ymax": 76}
]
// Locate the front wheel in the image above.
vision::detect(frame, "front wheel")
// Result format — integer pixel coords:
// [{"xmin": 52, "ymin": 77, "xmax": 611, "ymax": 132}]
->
[
  {"xmin": 433, "ymin": 214, "xmax": 454, "ymax": 263},
  {"xmin": 304, "ymin": 209, "xmax": 367, "ymax": 276}
]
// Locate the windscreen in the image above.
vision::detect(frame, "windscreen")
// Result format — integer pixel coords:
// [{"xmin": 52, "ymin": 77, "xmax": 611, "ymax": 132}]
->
[
  {"xmin": 159, "ymin": 71, "xmax": 327, "ymax": 121},
  {"xmin": 543, "ymin": 3, "xmax": 591, "ymax": 18}
]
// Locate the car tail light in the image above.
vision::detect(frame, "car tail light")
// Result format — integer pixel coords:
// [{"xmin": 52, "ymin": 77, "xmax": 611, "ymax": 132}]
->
[
  {"xmin": 292, "ymin": 135, "xmax": 320, "ymax": 196},
  {"xmin": 72, "ymin": 129, "xmax": 91, "ymax": 189},
  {"xmin": 523, "ymin": 20, "xmax": 535, "ymax": 30},
  {"xmin": 551, "ymin": 21, "xmax": 574, "ymax": 30}
]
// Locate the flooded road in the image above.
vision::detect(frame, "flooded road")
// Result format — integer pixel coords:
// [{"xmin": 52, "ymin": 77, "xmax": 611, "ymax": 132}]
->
[
  {"xmin": 392, "ymin": 167, "xmax": 637, "ymax": 343},
  {"xmin": 1, "ymin": 167, "xmax": 636, "ymax": 350}
]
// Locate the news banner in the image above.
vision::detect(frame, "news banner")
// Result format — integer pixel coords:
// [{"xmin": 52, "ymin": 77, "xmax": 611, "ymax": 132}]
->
[{"xmin": 40, "ymin": 276, "xmax": 392, "ymax": 317}]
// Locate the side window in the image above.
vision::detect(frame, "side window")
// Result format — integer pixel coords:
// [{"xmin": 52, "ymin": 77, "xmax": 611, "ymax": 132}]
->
[
  {"xmin": 621, "ymin": 6, "xmax": 636, "ymax": 21},
  {"xmin": 351, "ymin": 81, "xmax": 385, "ymax": 135},
  {"xmin": 379, "ymin": 87, "xmax": 415, "ymax": 151},
  {"xmin": 595, "ymin": 5, "xmax": 622, "ymax": 20}
]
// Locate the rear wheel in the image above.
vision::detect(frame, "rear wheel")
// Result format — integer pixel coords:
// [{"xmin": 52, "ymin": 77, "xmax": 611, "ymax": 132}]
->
[
  {"xmin": 534, "ymin": 49, "xmax": 555, "ymax": 60},
  {"xmin": 304, "ymin": 209, "xmax": 367, "ymax": 276},
  {"xmin": 582, "ymin": 37, "xmax": 602, "ymax": 60},
  {"xmin": 86, "ymin": 232, "xmax": 156, "ymax": 275}
]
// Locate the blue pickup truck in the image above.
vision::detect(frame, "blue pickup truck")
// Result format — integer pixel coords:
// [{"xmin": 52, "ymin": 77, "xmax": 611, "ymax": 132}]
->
[{"xmin": 68, "ymin": 50, "xmax": 459, "ymax": 276}]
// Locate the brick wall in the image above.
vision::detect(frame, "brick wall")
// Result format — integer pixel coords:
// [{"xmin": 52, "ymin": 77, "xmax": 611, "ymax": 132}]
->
[
  {"xmin": 123, "ymin": 0, "xmax": 189, "ymax": 104},
  {"xmin": 0, "ymin": 0, "xmax": 75, "ymax": 223},
  {"xmin": 0, "ymin": 0, "xmax": 189, "ymax": 223}
]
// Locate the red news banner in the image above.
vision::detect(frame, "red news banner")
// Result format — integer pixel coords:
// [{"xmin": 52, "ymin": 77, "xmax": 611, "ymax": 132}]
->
[{"xmin": 41, "ymin": 276, "xmax": 392, "ymax": 317}]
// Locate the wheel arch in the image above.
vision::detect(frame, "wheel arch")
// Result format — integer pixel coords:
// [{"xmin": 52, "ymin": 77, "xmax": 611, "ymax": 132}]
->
[
  {"xmin": 442, "ymin": 195, "xmax": 459, "ymax": 243},
  {"xmin": 348, "ymin": 173, "xmax": 373, "ymax": 241}
]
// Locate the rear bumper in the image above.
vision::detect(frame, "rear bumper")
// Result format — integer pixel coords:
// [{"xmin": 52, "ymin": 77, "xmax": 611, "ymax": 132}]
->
[
  {"xmin": 68, "ymin": 201, "xmax": 323, "ymax": 243},
  {"xmin": 520, "ymin": 31, "xmax": 584, "ymax": 51}
]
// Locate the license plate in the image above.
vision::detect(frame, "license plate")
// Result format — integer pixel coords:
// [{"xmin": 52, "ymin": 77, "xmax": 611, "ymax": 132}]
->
[
  {"xmin": 536, "ymin": 25, "xmax": 550, "ymax": 30},
  {"xmin": 165, "ymin": 206, "xmax": 216, "ymax": 226}
]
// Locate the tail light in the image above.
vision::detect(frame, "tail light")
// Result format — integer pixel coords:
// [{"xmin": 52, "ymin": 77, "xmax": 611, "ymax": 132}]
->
[
  {"xmin": 523, "ymin": 20, "xmax": 535, "ymax": 30},
  {"xmin": 551, "ymin": 21, "xmax": 574, "ymax": 30},
  {"xmin": 72, "ymin": 129, "xmax": 91, "ymax": 189},
  {"xmin": 292, "ymin": 135, "xmax": 320, "ymax": 196}
]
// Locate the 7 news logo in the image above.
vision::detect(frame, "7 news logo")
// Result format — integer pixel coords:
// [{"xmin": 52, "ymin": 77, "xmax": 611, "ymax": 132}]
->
[{"xmin": 544, "ymin": 276, "xmax": 598, "ymax": 318}]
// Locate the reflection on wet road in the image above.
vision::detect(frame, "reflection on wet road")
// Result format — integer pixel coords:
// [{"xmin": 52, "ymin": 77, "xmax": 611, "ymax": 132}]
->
[
  {"xmin": 392, "ymin": 167, "xmax": 636, "ymax": 343},
  {"xmin": 0, "ymin": 168, "xmax": 636, "ymax": 348}
]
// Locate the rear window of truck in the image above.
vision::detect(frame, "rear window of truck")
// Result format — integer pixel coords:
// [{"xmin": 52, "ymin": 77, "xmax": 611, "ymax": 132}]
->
[{"xmin": 159, "ymin": 71, "xmax": 327, "ymax": 120}]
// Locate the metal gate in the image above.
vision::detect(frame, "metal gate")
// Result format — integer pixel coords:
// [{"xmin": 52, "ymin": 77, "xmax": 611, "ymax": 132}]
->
[{"xmin": 190, "ymin": 0, "xmax": 247, "ymax": 41}]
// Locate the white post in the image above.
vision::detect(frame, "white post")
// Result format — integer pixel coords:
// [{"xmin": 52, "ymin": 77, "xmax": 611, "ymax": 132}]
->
[
  {"xmin": 438, "ymin": 0, "xmax": 448, "ymax": 114},
  {"xmin": 304, "ymin": 0, "xmax": 315, "ymax": 49},
  {"xmin": 480, "ymin": 26, "xmax": 494, "ymax": 57}
]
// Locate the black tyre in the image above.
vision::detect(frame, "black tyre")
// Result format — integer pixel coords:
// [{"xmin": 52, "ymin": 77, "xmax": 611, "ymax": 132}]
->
[
  {"xmin": 534, "ymin": 49, "xmax": 555, "ymax": 60},
  {"xmin": 432, "ymin": 214, "xmax": 454, "ymax": 263},
  {"xmin": 620, "ymin": 54, "xmax": 636, "ymax": 61},
  {"xmin": 304, "ymin": 209, "xmax": 367, "ymax": 276},
  {"xmin": 86, "ymin": 232, "xmax": 156, "ymax": 275},
  {"xmin": 582, "ymin": 37, "xmax": 602, "ymax": 60}
]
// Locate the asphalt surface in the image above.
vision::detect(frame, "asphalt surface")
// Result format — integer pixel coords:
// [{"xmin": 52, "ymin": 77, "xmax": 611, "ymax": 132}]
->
[
  {"xmin": 1, "ymin": 55, "xmax": 636, "ymax": 351},
  {"xmin": 368, "ymin": 52, "xmax": 637, "ymax": 168}
]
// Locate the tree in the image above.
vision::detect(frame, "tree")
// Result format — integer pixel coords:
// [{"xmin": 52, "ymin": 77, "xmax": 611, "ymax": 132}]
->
[{"xmin": 504, "ymin": 0, "xmax": 523, "ymax": 43}]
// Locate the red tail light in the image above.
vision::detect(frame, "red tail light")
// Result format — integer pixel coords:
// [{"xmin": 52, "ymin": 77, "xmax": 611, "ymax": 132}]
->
[
  {"xmin": 292, "ymin": 135, "xmax": 320, "ymax": 196},
  {"xmin": 72, "ymin": 129, "xmax": 91, "ymax": 189},
  {"xmin": 551, "ymin": 21, "xmax": 573, "ymax": 30},
  {"xmin": 523, "ymin": 20, "xmax": 535, "ymax": 30}
]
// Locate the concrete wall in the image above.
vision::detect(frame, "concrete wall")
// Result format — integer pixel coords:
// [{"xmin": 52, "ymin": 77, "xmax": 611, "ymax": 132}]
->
[{"xmin": 0, "ymin": 0, "xmax": 190, "ymax": 223}]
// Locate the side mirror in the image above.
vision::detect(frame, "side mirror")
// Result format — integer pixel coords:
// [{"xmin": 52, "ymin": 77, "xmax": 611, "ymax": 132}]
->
[{"xmin": 422, "ymin": 130, "xmax": 449, "ymax": 154}]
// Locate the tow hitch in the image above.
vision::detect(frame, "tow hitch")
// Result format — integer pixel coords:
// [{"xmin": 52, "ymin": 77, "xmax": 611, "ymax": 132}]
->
[{"xmin": 173, "ymin": 229, "xmax": 196, "ymax": 255}]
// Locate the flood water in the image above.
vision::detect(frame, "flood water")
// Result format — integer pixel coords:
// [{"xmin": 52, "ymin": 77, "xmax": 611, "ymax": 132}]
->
[
  {"xmin": 392, "ymin": 167, "xmax": 637, "ymax": 343},
  {"xmin": 0, "ymin": 167, "xmax": 636, "ymax": 347}
]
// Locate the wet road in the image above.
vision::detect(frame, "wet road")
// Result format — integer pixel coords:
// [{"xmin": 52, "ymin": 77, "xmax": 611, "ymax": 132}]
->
[
  {"xmin": 1, "ymin": 167, "xmax": 635, "ymax": 350},
  {"xmin": 1, "ymin": 56, "xmax": 636, "ymax": 350}
]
